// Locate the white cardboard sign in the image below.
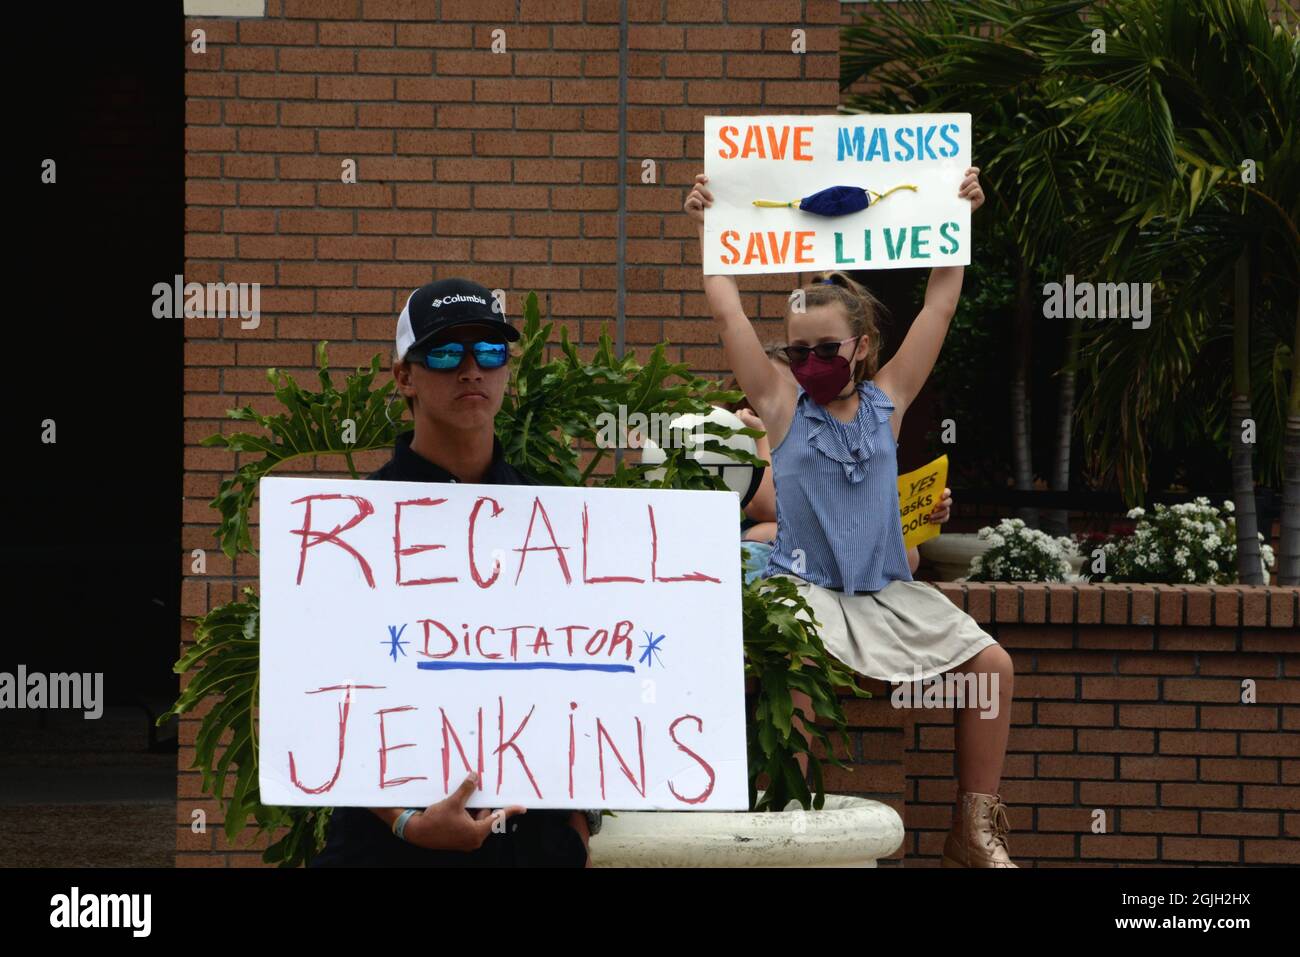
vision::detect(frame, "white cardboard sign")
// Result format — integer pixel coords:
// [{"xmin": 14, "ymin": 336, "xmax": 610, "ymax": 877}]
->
[
  {"xmin": 257, "ymin": 476, "xmax": 749, "ymax": 810},
  {"xmin": 702, "ymin": 113, "xmax": 972, "ymax": 275}
]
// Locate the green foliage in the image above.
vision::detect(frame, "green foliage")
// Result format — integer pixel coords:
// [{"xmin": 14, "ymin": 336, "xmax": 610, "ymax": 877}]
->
[
  {"xmin": 497, "ymin": 292, "xmax": 753, "ymax": 487},
  {"xmin": 741, "ymin": 573, "xmax": 867, "ymax": 813},
  {"xmin": 165, "ymin": 303, "xmax": 857, "ymax": 866},
  {"xmin": 842, "ymin": 0, "xmax": 1106, "ymax": 507},
  {"xmin": 1065, "ymin": 0, "xmax": 1300, "ymax": 498},
  {"xmin": 843, "ymin": 0, "xmax": 1100, "ymax": 268},
  {"xmin": 162, "ymin": 589, "xmax": 261, "ymax": 837},
  {"xmin": 843, "ymin": 0, "xmax": 1299, "ymax": 502},
  {"xmin": 158, "ymin": 588, "xmax": 335, "ymax": 865},
  {"xmin": 201, "ymin": 342, "xmax": 407, "ymax": 559}
]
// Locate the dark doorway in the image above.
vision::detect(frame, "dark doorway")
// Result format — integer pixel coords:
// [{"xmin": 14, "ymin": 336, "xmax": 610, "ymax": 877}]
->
[
  {"xmin": 3, "ymin": 7, "xmax": 183, "ymax": 863},
  {"xmin": 8, "ymin": 7, "xmax": 183, "ymax": 701}
]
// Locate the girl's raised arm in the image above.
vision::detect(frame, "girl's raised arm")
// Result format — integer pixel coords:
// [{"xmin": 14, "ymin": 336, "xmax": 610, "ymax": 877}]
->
[
  {"xmin": 876, "ymin": 167, "xmax": 984, "ymax": 421},
  {"xmin": 686, "ymin": 174, "xmax": 789, "ymax": 427}
]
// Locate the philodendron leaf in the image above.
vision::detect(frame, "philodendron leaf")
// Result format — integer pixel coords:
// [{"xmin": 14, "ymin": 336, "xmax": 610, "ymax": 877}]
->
[
  {"xmin": 160, "ymin": 587, "xmax": 329, "ymax": 864},
  {"xmin": 741, "ymin": 573, "xmax": 868, "ymax": 812},
  {"xmin": 201, "ymin": 344, "xmax": 408, "ymax": 560}
]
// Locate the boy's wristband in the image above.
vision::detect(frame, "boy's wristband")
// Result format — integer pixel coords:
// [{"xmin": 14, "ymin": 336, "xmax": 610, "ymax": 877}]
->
[{"xmin": 392, "ymin": 808, "xmax": 419, "ymax": 842}]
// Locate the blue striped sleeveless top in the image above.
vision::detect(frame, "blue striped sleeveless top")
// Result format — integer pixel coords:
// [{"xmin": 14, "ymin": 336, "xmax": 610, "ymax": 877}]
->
[{"xmin": 760, "ymin": 379, "xmax": 913, "ymax": 595}]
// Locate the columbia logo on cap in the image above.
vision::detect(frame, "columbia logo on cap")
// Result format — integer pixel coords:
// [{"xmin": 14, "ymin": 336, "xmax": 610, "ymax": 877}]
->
[{"xmin": 432, "ymin": 294, "xmax": 488, "ymax": 308}]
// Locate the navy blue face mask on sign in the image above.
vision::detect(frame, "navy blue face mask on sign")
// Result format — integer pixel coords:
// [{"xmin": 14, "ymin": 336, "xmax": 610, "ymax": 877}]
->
[{"xmin": 753, "ymin": 183, "xmax": 918, "ymax": 215}]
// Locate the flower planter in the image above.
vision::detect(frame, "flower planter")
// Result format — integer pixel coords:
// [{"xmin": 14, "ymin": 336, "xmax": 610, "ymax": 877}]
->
[
  {"xmin": 589, "ymin": 795, "xmax": 904, "ymax": 867},
  {"xmin": 918, "ymin": 533, "xmax": 990, "ymax": 581},
  {"xmin": 918, "ymin": 532, "xmax": 1084, "ymax": 581}
]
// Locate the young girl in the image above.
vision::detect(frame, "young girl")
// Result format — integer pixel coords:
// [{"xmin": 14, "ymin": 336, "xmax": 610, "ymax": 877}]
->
[
  {"xmin": 686, "ymin": 168, "xmax": 1019, "ymax": 868},
  {"xmin": 728, "ymin": 348, "xmax": 954, "ymax": 583}
]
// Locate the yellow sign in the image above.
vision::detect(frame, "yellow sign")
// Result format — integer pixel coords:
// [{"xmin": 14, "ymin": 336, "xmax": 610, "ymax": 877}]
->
[{"xmin": 898, "ymin": 455, "xmax": 948, "ymax": 550}]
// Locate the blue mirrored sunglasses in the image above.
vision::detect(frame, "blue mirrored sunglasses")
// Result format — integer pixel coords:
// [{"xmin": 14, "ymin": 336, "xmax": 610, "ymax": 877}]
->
[{"xmin": 416, "ymin": 339, "xmax": 509, "ymax": 371}]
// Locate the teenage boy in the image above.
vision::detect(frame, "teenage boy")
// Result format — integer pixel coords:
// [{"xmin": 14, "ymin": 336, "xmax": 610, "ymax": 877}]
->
[{"xmin": 310, "ymin": 278, "xmax": 597, "ymax": 867}]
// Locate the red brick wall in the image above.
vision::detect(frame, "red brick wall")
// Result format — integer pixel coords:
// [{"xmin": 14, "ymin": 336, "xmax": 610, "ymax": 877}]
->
[
  {"xmin": 180, "ymin": 0, "xmax": 850, "ymax": 866},
  {"xmin": 821, "ymin": 583, "xmax": 1300, "ymax": 867}
]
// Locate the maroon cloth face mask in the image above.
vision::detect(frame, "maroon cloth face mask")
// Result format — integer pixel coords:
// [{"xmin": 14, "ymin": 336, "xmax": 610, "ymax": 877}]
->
[{"xmin": 791, "ymin": 353, "xmax": 853, "ymax": 405}]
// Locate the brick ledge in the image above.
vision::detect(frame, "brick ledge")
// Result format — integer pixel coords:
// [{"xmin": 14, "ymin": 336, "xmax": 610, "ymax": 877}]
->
[{"xmin": 927, "ymin": 582, "xmax": 1299, "ymax": 629}]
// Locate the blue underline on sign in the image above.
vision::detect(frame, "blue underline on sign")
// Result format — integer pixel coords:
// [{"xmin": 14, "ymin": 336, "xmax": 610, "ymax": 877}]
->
[{"xmin": 416, "ymin": 662, "xmax": 636, "ymax": 673}]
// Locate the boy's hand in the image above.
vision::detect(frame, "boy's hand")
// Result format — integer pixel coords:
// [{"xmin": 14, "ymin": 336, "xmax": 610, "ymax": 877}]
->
[
  {"xmin": 735, "ymin": 406, "xmax": 765, "ymax": 433},
  {"xmin": 929, "ymin": 487, "xmax": 953, "ymax": 524},
  {"xmin": 959, "ymin": 167, "xmax": 983, "ymax": 212},
  {"xmin": 401, "ymin": 773, "xmax": 526, "ymax": 852},
  {"xmin": 685, "ymin": 173, "xmax": 713, "ymax": 224}
]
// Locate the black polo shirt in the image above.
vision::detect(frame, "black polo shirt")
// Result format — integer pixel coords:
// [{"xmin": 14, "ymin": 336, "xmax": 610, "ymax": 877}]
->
[
  {"xmin": 309, "ymin": 429, "xmax": 587, "ymax": 868},
  {"xmin": 367, "ymin": 429, "xmax": 538, "ymax": 487}
]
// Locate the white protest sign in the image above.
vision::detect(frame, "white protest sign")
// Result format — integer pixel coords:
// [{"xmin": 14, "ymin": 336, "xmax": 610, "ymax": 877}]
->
[
  {"xmin": 702, "ymin": 113, "xmax": 972, "ymax": 275},
  {"xmin": 257, "ymin": 476, "xmax": 749, "ymax": 810}
]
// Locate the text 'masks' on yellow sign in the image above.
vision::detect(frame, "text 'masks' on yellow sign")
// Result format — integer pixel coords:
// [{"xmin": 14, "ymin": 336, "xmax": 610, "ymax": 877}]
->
[
  {"xmin": 702, "ymin": 114, "xmax": 972, "ymax": 276},
  {"xmin": 898, "ymin": 455, "xmax": 949, "ymax": 550}
]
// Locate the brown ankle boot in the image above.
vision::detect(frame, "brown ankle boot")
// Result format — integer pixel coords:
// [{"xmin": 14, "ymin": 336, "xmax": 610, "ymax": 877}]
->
[{"xmin": 941, "ymin": 791, "xmax": 1018, "ymax": 868}]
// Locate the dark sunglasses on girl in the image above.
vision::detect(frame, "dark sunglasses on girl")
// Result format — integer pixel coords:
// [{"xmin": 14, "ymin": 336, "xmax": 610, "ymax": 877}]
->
[
  {"xmin": 415, "ymin": 338, "xmax": 509, "ymax": 371},
  {"xmin": 782, "ymin": 335, "xmax": 861, "ymax": 366}
]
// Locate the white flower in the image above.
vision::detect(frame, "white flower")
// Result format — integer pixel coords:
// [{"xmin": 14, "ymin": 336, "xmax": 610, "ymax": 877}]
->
[
  {"xmin": 1223, "ymin": 499, "xmax": 1235, "ymax": 512},
  {"xmin": 1127, "ymin": 507, "xmax": 1145, "ymax": 519},
  {"xmin": 989, "ymin": 534, "xmax": 1005, "ymax": 547},
  {"xmin": 1204, "ymin": 535, "xmax": 1220, "ymax": 551}
]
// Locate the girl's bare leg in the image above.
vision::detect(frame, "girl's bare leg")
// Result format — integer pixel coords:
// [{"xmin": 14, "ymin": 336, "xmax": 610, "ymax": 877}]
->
[
  {"xmin": 946, "ymin": 643, "xmax": 1014, "ymax": 810},
  {"xmin": 793, "ymin": 644, "xmax": 1012, "ymax": 799},
  {"xmin": 935, "ymin": 643, "xmax": 1019, "ymax": 867}
]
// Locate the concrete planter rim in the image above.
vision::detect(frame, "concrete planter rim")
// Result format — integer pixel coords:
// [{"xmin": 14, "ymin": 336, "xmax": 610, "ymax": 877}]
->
[{"xmin": 589, "ymin": 793, "xmax": 904, "ymax": 867}]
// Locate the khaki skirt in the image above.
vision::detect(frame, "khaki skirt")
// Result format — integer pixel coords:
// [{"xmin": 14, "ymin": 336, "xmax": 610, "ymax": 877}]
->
[{"xmin": 769, "ymin": 574, "xmax": 997, "ymax": 683}]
